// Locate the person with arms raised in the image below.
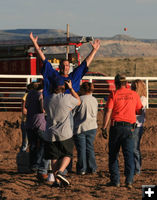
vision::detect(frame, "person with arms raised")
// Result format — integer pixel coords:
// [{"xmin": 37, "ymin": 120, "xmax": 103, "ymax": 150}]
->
[{"xmin": 29, "ymin": 32, "xmax": 100, "ymax": 97}]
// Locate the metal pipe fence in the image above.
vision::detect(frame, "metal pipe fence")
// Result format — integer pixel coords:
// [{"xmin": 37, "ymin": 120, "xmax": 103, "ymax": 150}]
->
[{"xmin": 0, "ymin": 74, "xmax": 157, "ymax": 111}]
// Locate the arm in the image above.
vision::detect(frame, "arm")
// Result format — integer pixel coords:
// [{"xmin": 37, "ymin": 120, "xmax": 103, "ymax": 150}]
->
[
  {"xmin": 22, "ymin": 100, "xmax": 27, "ymax": 116},
  {"xmin": 29, "ymin": 32, "xmax": 46, "ymax": 61},
  {"xmin": 65, "ymin": 80, "xmax": 81, "ymax": 105},
  {"xmin": 39, "ymin": 92, "xmax": 45, "ymax": 113},
  {"xmin": 85, "ymin": 39, "xmax": 100, "ymax": 67},
  {"xmin": 102, "ymin": 108, "xmax": 112, "ymax": 129}
]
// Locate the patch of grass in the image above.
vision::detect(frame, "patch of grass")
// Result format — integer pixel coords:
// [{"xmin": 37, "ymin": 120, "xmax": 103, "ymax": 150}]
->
[{"xmin": 89, "ymin": 57, "xmax": 157, "ymax": 77}]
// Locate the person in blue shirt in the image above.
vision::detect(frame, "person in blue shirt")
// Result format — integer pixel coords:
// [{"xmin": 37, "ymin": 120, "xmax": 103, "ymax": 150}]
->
[{"xmin": 29, "ymin": 32, "xmax": 100, "ymax": 97}]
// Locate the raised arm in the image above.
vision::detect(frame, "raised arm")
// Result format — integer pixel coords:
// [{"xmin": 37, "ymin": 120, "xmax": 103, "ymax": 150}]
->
[
  {"xmin": 29, "ymin": 32, "xmax": 46, "ymax": 61},
  {"xmin": 85, "ymin": 39, "xmax": 100, "ymax": 67}
]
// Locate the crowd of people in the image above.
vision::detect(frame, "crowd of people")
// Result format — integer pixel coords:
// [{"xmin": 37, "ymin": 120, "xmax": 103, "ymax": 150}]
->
[{"xmin": 19, "ymin": 32, "xmax": 147, "ymax": 189}]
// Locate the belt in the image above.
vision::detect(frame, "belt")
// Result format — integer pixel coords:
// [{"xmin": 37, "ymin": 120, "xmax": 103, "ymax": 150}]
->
[{"xmin": 112, "ymin": 121, "xmax": 136, "ymax": 128}]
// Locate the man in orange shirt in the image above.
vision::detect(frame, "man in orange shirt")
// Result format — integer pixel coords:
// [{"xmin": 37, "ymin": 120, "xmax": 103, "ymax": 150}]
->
[{"xmin": 102, "ymin": 74, "xmax": 143, "ymax": 189}]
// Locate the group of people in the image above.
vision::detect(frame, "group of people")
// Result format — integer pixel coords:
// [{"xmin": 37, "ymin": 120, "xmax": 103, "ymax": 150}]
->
[{"xmin": 20, "ymin": 32, "xmax": 146, "ymax": 188}]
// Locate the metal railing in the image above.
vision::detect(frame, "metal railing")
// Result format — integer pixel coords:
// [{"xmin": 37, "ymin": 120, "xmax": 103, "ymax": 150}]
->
[{"xmin": 0, "ymin": 74, "xmax": 157, "ymax": 111}]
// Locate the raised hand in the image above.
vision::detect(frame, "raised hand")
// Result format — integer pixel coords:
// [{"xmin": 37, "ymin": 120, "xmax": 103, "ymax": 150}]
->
[
  {"xmin": 90, "ymin": 39, "xmax": 100, "ymax": 51},
  {"xmin": 29, "ymin": 32, "xmax": 45, "ymax": 61},
  {"xmin": 30, "ymin": 32, "xmax": 38, "ymax": 43}
]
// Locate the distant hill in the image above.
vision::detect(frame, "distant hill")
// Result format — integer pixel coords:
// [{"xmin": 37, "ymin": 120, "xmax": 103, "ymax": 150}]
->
[
  {"xmin": 1, "ymin": 29, "xmax": 157, "ymax": 57},
  {"xmin": 0, "ymin": 29, "xmax": 77, "ymax": 40}
]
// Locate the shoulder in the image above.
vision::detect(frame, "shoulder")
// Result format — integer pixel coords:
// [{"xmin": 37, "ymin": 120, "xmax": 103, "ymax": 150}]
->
[
  {"xmin": 43, "ymin": 59, "xmax": 49, "ymax": 64},
  {"xmin": 71, "ymin": 60, "xmax": 87, "ymax": 72},
  {"xmin": 79, "ymin": 60, "xmax": 87, "ymax": 67}
]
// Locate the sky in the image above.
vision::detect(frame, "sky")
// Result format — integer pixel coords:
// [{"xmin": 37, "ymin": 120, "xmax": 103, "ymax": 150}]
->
[{"xmin": 0, "ymin": 0, "xmax": 157, "ymax": 39}]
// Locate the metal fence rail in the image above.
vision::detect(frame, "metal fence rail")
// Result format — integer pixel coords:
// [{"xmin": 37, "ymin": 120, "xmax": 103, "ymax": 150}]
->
[{"xmin": 0, "ymin": 74, "xmax": 157, "ymax": 111}]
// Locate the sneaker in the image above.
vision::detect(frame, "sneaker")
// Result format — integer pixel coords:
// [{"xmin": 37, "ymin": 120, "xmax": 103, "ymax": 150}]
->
[
  {"xmin": 51, "ymin": 181, "xmax": 61, "ymax": 188},
  {"xmin": 77, "ymin": 171, "xmax": 86, "ymax": 175},
  {"xmin": 56, "ymin": 171, "xmax": 70, "ymax": 186},
  {"xmin": 125, "ymin": 182, "xmax": 133, "ymax": 189},
  {"xmin": 106, "ymin": 181, "xmax": 120, "ymax": 187}
]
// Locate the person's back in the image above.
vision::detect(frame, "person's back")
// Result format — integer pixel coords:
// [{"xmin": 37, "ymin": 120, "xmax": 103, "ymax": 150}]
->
[
  {"xmin": 73, "ymin": 82, "xmax": 98, "ymax": 174},
  {"xmin": 43, "ymin": 80, "xmax": 81, "ymax": 187},
  {"xmin": 109, "ymin": 87, "xmax": 142, "ymax": 124},
  {"xmin": 26, "ymin": 88, "xmax": 45, "ymax": 131},
  {"xmin": 44, "ymin": 92, "xmax": 78, "ymax": 142},
  {"xmin": 74, "ymin": 94, "xmax": 98, "ymax": 133},
  {"xmin": 102, "ymin": 74, "xmax": 143, "ymax": 189},
  {"xmin": 25, "ymin": 82, "xmax": 46, "ymax": 172}
]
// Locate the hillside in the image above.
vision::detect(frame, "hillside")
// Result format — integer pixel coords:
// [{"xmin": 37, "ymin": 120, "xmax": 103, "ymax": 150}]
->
[{"xmin": 1, "ymin": 29, "xmax": 157, "ymax": 57}]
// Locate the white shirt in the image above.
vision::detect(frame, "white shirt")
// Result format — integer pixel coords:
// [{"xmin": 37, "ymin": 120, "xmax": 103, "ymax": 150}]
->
[{"xmin": 136, "ymin": 96, "xmax": 147, "ymax": 127}]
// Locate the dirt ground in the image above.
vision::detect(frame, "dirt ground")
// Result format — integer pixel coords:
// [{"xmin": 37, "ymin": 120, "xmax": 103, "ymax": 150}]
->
[{"xmin": 0, "ymin": 109, "xmax": 157, "ymax": 200}]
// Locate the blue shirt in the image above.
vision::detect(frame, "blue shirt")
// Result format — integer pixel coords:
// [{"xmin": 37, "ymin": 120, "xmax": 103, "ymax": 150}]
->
[{"xmin": 41, "ymin": 60, "xmax": 88, "ymax": 97}]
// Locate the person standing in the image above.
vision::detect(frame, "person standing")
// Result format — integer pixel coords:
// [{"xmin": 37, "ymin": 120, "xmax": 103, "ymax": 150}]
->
[
  {"xmin": 73, "ymin": 82, "xmax": 98, "ymax": 175},
  {"xmin": 29, "ymin": 32, "xmax": 100, "ymax": 97},
  {"xmin": 20, "ymin": 83, "xmax": 33, "ymax": 152},
  {"xmin": 131, "ymin": 79, "xmax": 147, "ymax": 175},
  {"xmin": 102, "ymin": 74, "xmax": 143, "ymax": 188},
  {"xmin": 43, "ymin": 79, "xmax": 81, "ymax": 187},
  {"xmin": 25, "ymin": 81, "xmax": 48, "ymax": 173}
]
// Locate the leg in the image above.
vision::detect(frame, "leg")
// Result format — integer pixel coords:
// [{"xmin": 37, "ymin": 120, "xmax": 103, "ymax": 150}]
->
[
  {"xmin": 58, "ymin": 156, "xmax": 71, "ymax": 172},
  {"xmin": 27, "ymin": 129, "xmax": 38, "ymax": 170},
  {"xmin": 20, "ymin": 121, "xmax": 28, "ymax": 152},
  {"xmin": 122, "ymin": 127, "xmax": 135, "ymax": 184},
  {"xmin": 133, "ymin": 127, "xmax": 143, "ymax": 174},
  {"xmin": 74, "ymin": 133, "xmax": 87, "ymax": 173},
  {"xmin": 86, "ymin": 129, "xmax": 97, "ymax": 173},
  {"xmin": 108, "ymin": 127, "xmax": 121, "ymax": 184}
]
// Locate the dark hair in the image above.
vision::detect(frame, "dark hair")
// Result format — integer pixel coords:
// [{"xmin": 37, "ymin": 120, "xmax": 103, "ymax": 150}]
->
[
  {"xmin": 32, "ymin": 80, "xmax": 44, "ymax": 91},
  {"xmin": 54, "ymin": 85, "xmax": 65, "ymax": 94},
  {"xmin": 80, "ymin": 82, "xmax": 94, "ymax": 95},
  {"xmin": 115, "ymin": 74, "xmax": 127, "ymax": 90},
  {"xmin": 59, "ymin": 59, "xmax": 70, "ymax": 68}
]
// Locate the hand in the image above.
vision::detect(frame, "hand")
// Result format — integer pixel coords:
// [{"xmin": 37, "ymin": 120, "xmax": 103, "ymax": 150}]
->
[
  {"xmin": 90, "ymin": 39, "xmax": 100, "ymax": 51},
  {"xmin": 101, "ymin": 128, "xmax": 108, "ymax": 139},
  {"xmin": 30, "ymin": 32, "xmax": 38, "ymax": 43},
  {"xmin": 64, "ymin": 80, "xmax": 72, "ymax": 89}
]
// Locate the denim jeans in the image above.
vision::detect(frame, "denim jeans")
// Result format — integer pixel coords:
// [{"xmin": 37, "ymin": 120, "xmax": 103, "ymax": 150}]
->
[
  {"xmin": 74, "ymin": 129, "xmax": 97, "ymax": 173},
  {"xmin": 133, "ymin": 127, "xmax": 143, "ymax": 174},
  {"xmin": 27, "ymin": 128, "xmax": 49, "ymax": 173},
  {"xmin": 20, "ymin": 121, "xmax": 28, "ymax": 151},
  {"xmin": 109, "ymin": 126, "xmax": 135, "ymax": 184}
]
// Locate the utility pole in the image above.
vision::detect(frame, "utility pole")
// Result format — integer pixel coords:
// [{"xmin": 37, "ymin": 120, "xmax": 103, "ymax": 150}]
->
[{"xmin": 66, "ymin": 24, "xmax": 69, "ymax": 60}]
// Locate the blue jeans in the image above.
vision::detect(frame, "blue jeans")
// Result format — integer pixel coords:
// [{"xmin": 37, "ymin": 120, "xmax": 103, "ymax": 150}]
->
[
  {"xmin": 27, "ymin": 128, "xmax": 49, "ymax": 173},
  {"xmin": 133, "ymin": 127, "xmax": 143, "ymax": 174},
  {"xmin": 74, "ymin": 129, "xmax": 97, "ymax": 173},
  {"xmin": 109, "ymin": 126, "xmax": 135, "ymax": 184},
  {"xmin": 20, "ymin": 121, "xmax": 28, "ymax": 151}
]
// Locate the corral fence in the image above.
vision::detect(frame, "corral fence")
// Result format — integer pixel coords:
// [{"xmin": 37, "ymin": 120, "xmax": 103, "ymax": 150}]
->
[{"xmin": 0, "ymin": 75, "xmax": 157, "ymax": 111}]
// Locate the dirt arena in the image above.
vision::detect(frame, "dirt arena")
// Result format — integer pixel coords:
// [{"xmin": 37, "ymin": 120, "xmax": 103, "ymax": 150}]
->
[{"xmin": 0, "ymin": 109, "xmax": 157, "ymax": 200}]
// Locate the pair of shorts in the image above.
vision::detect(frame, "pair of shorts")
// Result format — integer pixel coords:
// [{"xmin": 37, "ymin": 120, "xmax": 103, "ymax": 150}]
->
[{"xmin": 44, "ymin": 137, "xmax": 74, "ymax": 160}]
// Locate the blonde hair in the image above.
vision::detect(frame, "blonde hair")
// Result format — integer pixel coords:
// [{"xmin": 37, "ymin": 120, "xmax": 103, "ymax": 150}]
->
[{"xmin": 131, "ymin": 79, "xmax": 147, "ymax": 97}]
